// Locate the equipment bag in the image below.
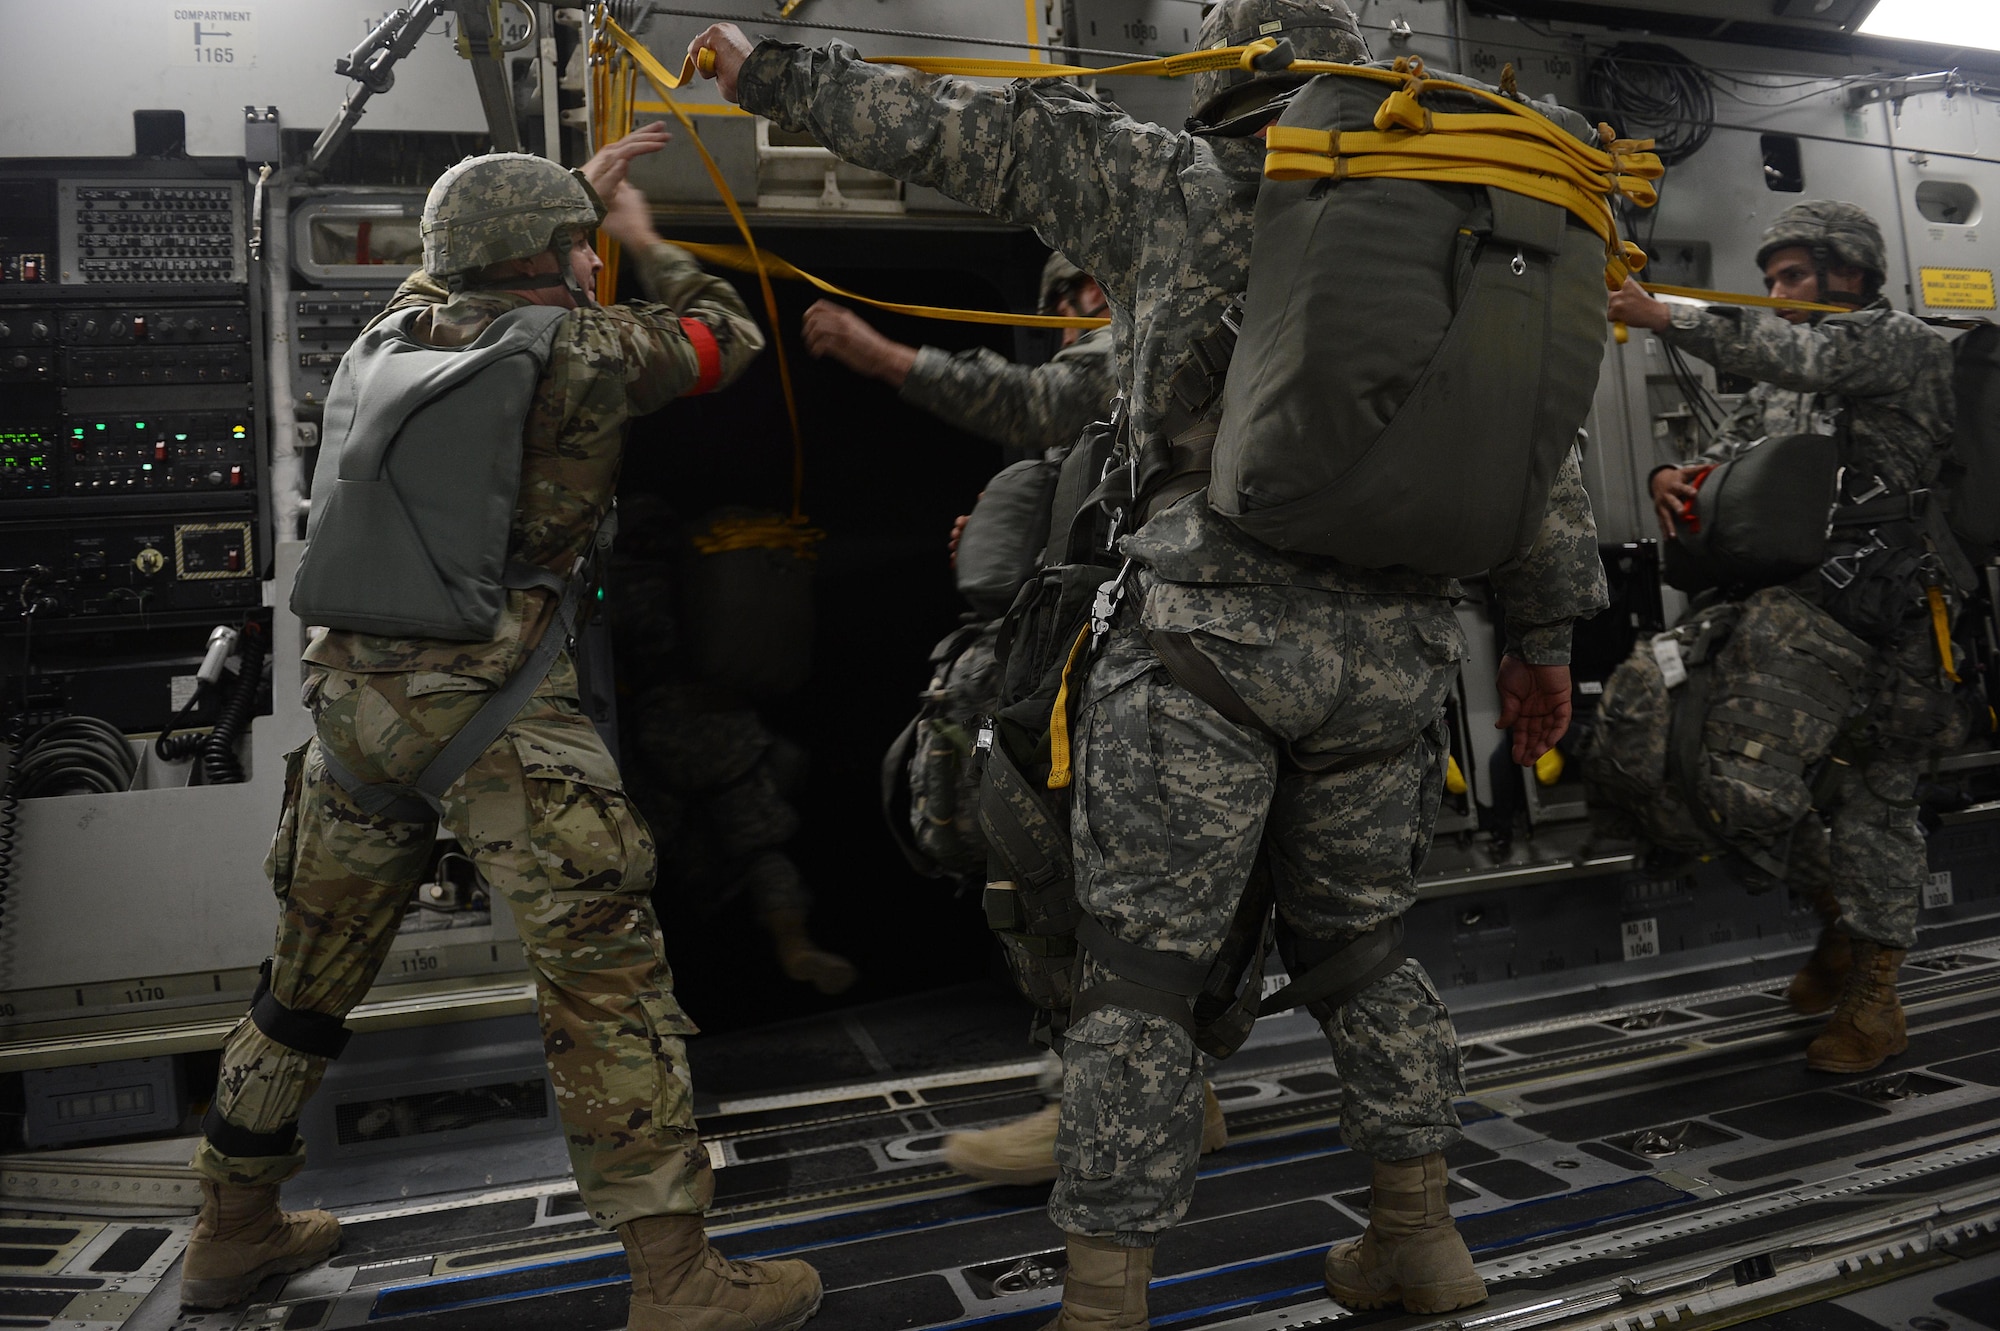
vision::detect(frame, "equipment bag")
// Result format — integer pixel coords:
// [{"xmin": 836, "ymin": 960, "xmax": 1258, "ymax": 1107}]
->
[
  {"xmin": 1211, "ymin": 69, "xmax": 1610, "ymax": 576},
  {"xmin": 1946, "ymin": 320, "xmax": 2000, "ymax": 555},
  {"xmin": 1583, "ymin": 586, "xmax": 1870, "ymax": 880},
  {"xmin": 881, "ymin": 620, "xmax": 1002, "ymax": 880},
  {"xmin": 294, "ymin": 303, "xmax": 570, "ymax": 639},
  {"xmin": 1660, "ymin": 432, "xmax": 1843, "ymax": 594},
  {"xmin": 955, "ymin": 458, "xmax": 1063, "ymax": 619}
]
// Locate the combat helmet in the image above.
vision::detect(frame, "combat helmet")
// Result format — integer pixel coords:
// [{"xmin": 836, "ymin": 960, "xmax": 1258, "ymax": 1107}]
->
[
  {"xmin": 1187, "ymin": 0, "xmax": 1371, "ymax": 133},
  {"xmin": 1755, "ymin": 200, "xmax": 1888, "ymax": 301},
  {"xmin": 421, "ymin": 152, "xmax": 606, "ymax": 300},
  {"xmin": 1039, "ymin": 251, "xmax": 1088, "ymax": 315}
]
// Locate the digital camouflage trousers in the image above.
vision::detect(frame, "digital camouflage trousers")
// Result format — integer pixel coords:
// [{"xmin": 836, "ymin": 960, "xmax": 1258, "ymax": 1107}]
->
[
  {"xmin": 190, "ymin": 666, "xmax": 713, "ymax": 1228},
  {"xmin": 1052, "ymin": 577, "xmax": 1470, "ymax": 1244}
]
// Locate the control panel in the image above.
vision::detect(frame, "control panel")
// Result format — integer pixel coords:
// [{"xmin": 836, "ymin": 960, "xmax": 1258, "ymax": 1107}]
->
[
  {"xmin": 291, "ymin": 288, "xmax": 397, "ymax": 409},
  {"xmin": 57, "ymin": 180, "xmax": 246, "ymax": 286},
  {"xmin": 0, "ymin": 160, "xmax": 262, "ymax": 638},
  {"xmin": 0, "ymin": 514, "xmax": 258, "ymax": 621}
]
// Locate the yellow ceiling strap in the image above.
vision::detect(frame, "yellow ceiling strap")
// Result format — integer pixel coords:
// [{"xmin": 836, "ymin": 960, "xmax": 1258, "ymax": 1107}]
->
[
  {"xmin": 607, "ymin": 18, "xmax": 814, "ymax": 522},
  {"xmin": 1639, "ymin": 281, "xmax": 1852, "ymax": 314},
  {"xmin": 604, "ymin": 21, "xmax": 1108, "ymax": 336},
  {"xmin": 666, "ymin": 241, "xmax": 1106, "ymax": 329}
]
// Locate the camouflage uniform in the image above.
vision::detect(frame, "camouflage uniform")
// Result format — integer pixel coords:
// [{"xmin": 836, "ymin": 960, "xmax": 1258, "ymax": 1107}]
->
[
  {"xmin": 739, "ymin": 42, "xmax": 1608, "ymax": 1242},
  {"xmin": 193, "ymin": 241, "xmax": 765, "ymax": 1229},
  {"xmin": 1662, "ymin": 298, "xmax": 1957, "ymax": 947},
  {"xmin": 901, "ymin": 324, "xmax": 1118, "ymax": 453}
]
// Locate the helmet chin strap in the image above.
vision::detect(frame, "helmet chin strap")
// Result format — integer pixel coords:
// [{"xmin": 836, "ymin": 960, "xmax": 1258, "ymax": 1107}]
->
[
  {"xmin": 1805, "ymin": 243, "xmax": 1865, "ymax": 322},
  {"xmin": 556, "ymin": 237, "xmax": 598, "ymax": 309}
]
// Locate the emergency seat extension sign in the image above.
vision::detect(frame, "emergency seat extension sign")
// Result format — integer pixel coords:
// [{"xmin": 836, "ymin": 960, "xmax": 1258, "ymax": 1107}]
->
[{"xmin": 1919, "ymin": 266, "xmax": 1996, "ymax": 310}]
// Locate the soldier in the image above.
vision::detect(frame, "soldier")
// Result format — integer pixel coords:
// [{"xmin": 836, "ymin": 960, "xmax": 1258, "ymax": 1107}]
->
[
  {"xmin": 1608, "ymin": 200, "xmax": 1962, "ymax": 1075},
  {"xmin": 800, "ymin": 252, "xmax": 1117, "ymax": 456},
  {"xmin": 693, "ymin": 2, "xmax": 1605, "ymax": 1321},
  {"xmin": 181, "ymin": 126, "xmax": 823, "ymax": 1331}
]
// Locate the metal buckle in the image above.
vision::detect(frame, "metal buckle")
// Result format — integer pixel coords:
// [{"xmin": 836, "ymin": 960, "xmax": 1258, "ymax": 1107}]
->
[{"xmin": 1821, "ymin": 528, "xmax": 1887, "ymax": 589}]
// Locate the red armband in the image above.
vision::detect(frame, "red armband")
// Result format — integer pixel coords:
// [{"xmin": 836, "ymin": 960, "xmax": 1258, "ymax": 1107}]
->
[{"xmin": 679, "ymin": 317, "xmax": 723, "ymax": 396}]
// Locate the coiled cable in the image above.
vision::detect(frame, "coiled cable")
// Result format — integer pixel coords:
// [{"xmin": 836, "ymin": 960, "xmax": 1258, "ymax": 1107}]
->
[
  {"xmin": 1582, "ymin": 41, "xmax": 1715, "ymax": 167},
  {"xmin": 9, "ymin": 716, "xmax": 138, "ymax": 798},
  {"xmin": 199, "ymin": 620, "xmax": 266, "ymax": 785}
]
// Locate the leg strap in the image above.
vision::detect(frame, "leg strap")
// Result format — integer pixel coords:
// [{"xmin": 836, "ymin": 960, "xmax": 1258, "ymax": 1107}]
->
[
  {"xmin": 200, "ymin": 1103, "xmax": 298, "ymax": 1159},
  {"xmin": 1266, "ymin": 918, "xmax": 1407, "ymax": 1018},
  {"xmin": 1069, "ymin": 912, "xmax": 1209, "ymax": 1038},
  {"xmin": 249, "ymin": 959, "xmax": 353, "ymax": 1060}
]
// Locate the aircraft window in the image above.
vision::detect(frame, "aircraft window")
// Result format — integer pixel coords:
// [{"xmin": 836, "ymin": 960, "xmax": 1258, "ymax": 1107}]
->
[
  {"xmin": 309, "ymin": 216, "xmax": 424, "ymax": 267},
  {"xmin": 1915, "ymin": 180, "xmax": 1981, "ymax": 226},
  {"xmin": 1759, "ymin": 134, "xmax": 1804, "ymax": 194}
]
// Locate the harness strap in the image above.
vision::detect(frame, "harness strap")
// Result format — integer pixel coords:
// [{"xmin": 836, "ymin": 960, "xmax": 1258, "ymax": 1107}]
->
[
  {"xmin": 201, "ymin": 1105, "xmax": 298, "ymax": 1160},
  {"xmin": 1070, "ymin": 978, "xmax": 1198, "ymax": 1036},
  {"xmin": 249, "ymin": 958, "xmax": 352, "ymax": 1060},
  {"xmin": 1265, "ymin": 917, "xmax": 1407, "ymax": 1016},
  {"xmin": 1075, "ymin": 914, "xmax": 1210, "ymax": 996},
  {"xmin": 321, "ymin": 538, "xmax": 600, "ymax": 824},
  {"xmin": 978, "ymin": 742, "xmax": 1070, "ymax": 891},
  {"xmin": 1145, "ymin": 629, "xmax": 1402, "ymax": 774}
]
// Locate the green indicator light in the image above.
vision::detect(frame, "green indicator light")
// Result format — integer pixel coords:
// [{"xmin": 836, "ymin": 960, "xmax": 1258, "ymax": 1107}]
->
[
  {"xmin": 174, "ymin": 433, "xmax": 188, "ymax": 441},
  {"xmin": 95, "ymin": 422, "xmax": 106, "ymax": 430},
  {"xmin": 142, "ymin": 463, "xmax": 153, "ymax": 471},
  {"xmin": 135, "ymin": 421, "xmax": 146, "ymax": 429},
  {"xmin": 596, "ymin": 587, "xmax": 606, "ymax": 601}
]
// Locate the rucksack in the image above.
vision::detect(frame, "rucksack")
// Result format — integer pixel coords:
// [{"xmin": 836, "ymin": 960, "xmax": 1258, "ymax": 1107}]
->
[
  {"xmin": 1946, "ymin": 320, "xmax": 2000, "ymax": 555},
  {"xmin": 1582, "ymin": 587, "xmax": 1872, "ymax": 881},
  {"xmin": 293, "ymin": 303, "xmax": 571, "ymax": 639},
  {"xmin": 1209, "ymin": 67, "xmax": 1613, "ymax": 576},
  {"xmin": 881, "ymin": 621, "xmax": 1002, "ymax": 881}
]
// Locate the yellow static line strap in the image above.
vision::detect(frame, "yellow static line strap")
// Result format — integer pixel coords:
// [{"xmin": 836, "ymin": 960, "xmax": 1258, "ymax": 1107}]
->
[
  {"xmin": 1045, "ymin": 625, "xmax": 1093, "ymax": 791},
  {"xmin": 669, "ymin": 241, "xmax": 1107, "ymax": 329},
  {"xmin": 633, "ymin": 101, "xmax": 751, "ymax": 116},
  {"xmin": 1928, "ymin": 585, "xmax": 1962, "ymax": 684},
  {"xmin": 607, "ymin": 23, "xmax": 1105, "ymax": 333},
  {"xmin": 865, "ymin": 42, "xmax": 1662, "ymax": 284},
  {"xmin": 609, "ymin": 20, "xmax": 810, "ymax": 518},
  {"xmin": 691, "ymin": 514, "xmax": 827, "ymax": 557},
  {"xmin": 1641, "ymin": 281, "xmax": 1852, "ymax": 314}
]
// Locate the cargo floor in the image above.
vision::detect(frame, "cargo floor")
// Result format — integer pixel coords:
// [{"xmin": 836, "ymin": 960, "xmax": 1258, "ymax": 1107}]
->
[{"xmin": 7, "ymin": 919, "xmax": 2000, "ymax": 1331}]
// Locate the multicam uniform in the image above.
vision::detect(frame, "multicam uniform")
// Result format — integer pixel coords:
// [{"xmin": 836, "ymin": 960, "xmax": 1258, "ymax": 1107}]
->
[
  {"xmin": 1661, "ymin": 297, "xmax": 1959, "ymax": 948},
  {"xmin": 194, "ymin": 241, "xmax": 764, "ymax": 1228},
  {"xmin": 737, "ymin": 43, "xmax": 1608, "ymax": 1241},
  {"xmin": 901, "ymin": 325, "xmax": 1118, "ymax": 453}
]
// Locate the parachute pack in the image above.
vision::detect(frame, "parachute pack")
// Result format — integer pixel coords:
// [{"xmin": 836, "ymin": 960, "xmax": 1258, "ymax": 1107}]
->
[{"xmin": 293, "ymin": 302, "xmax": 572, "ymax": 640}]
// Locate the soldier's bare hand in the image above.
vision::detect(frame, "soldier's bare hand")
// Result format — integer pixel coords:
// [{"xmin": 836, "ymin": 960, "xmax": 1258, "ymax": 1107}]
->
[
  {"xmin": 802, "ymin": 300, "xmax": 916, "ymax": 386},
  {"xmin": 599, "ymin": 181, "xmax": 659, "ymax": 249},
  {"xmin": 690, "ymin": 24, "xmax": 755, "ymax": 103},
  {"xmin": 583, "ymin": 121, "xmax": 671, "ymax": 202},
  {"xmin": 1607, "ymin": 276, "xmax": 1672, "ymax": 332},
  {"xmin": 1495, "ymin": 654, "xmax": 1571, "ymax": 766},
  {"xmin": 948, "ymin": 512, "xmax": 971, "ymax": 569},
  {"xmin": 1649, "ymin": 465, "xmax": 1700, "ymax": 540}
]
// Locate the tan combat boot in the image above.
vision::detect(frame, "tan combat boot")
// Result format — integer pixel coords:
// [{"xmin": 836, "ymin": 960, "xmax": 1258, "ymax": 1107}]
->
[
  {"xmin": 1324, "ymin": 1153, "xmax": 1486, "ymax": 1314},
  {"xmin": 945, "ymin": 1083, "xmax": 1229, "ymax": 1186},
  {"xmin": 1806, "ymin": 940, "xmax": 1909, "ymax": 1073},
  {"xmin": 179, "ymin": 1181, "xmax": 341, "ymax": 1309},
  {"xmin": 1786, "ymin": 887, "xmax": 1850, "ymax": 1014},
  {"xmin": 621, "ymin": 1214, "xmax": 822, "ymax": 1331},
  {"xmin": 763, "ymin": 909, "xmax": 858, "ymax": 996},
  {"xmin": 1037, "ymin": 1233, "xmax": 1152, "ymax": 1330}
]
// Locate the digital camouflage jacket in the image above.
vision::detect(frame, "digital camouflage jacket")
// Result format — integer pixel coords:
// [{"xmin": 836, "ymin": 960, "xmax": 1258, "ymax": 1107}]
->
[
  {"xmin": 303, "ymin": 241, "xmax": 764, "ymax": 686},
  {"xmin": 1666, "ymin": 297, "xmax": 1955, "ymax": 492},
  {"xmin": 738, "ymin": 43, "xmax": 1607, "ymax": 663},
  {"xmin": 900, "ymin": 324, "xmax": 1118, "ymax": 453}
]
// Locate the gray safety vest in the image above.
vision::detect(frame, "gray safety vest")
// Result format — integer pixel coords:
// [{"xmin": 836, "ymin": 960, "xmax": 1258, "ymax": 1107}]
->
[
  {"xmin": 292, "ymin": 301, "xmax": 604, "ymax": 826},
  {"xmin": 292, "ymin": 302, "xmax": 570, "ymax": 639}
]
